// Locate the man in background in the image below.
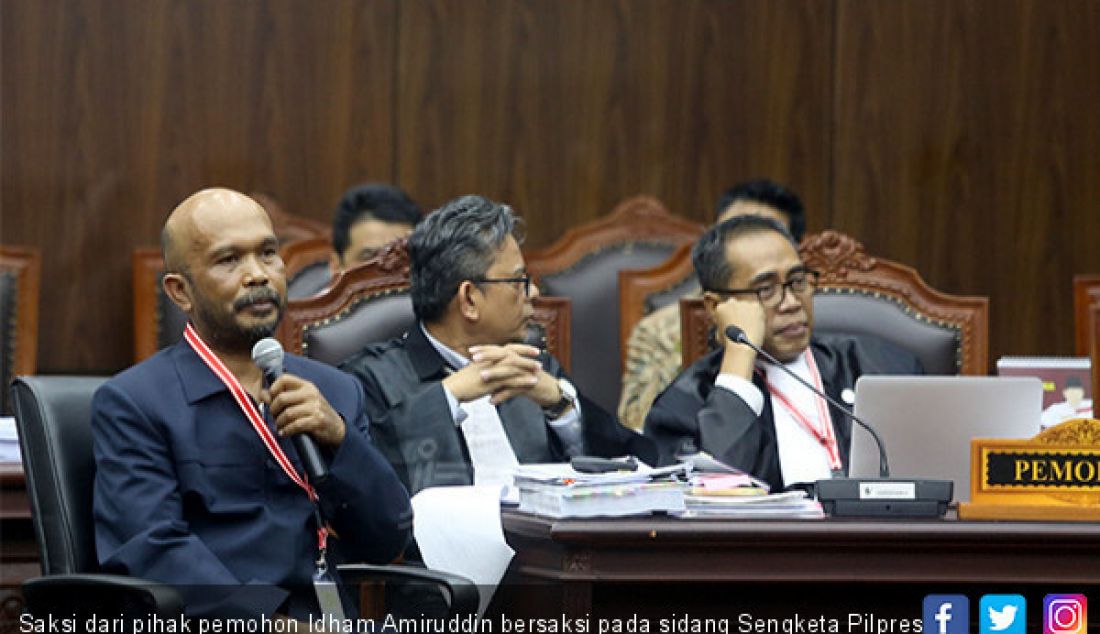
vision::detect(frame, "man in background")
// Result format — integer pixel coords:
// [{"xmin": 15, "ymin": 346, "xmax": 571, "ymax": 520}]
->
[
  {"xmin": 644, "ymin": 215, "xmax": 921, "ymax": 491},
  {"xmin": 331, "ymin": 182, "xmax": 423, "ymax": 271},
  {"xmin": 342, "ymin": 195, "xmax": 654, "ymax": 495},
  {"xmin": 618, "ymin": 179, "xmax": 806, "ymax": 430}
]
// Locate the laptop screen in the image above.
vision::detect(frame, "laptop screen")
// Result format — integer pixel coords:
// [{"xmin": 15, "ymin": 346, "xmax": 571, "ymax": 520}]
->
[{"xmin": 850, "ymin": 376, "xmax": 1043, "ymax": 502}]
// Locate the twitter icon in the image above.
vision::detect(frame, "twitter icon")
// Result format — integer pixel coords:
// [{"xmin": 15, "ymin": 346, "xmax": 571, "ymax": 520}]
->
[{"xmin": 981, "ymin": 595, "xmax": 1027, "ymax": 634}]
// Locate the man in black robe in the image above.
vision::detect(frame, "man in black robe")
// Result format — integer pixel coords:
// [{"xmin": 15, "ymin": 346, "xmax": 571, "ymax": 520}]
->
[
  {"xmin": 645, "ymin": 216, "xmax": 921, "ymax": 491},
  {"xmin": 342, "ymin": 195, "xmax": 654, "ymax": 495}
]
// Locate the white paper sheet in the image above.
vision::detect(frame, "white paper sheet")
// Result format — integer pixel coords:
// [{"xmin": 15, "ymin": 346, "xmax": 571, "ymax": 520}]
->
[
  {"xmin": 411, "ymin": 486, "xmax": 515, "ymax": 616},
  {"xmin": 459, "ymin": 397, "xmax": 520, "ymax": 487},
  {"xmin": 0, "ymin": 417, "xmax": 21, "ymax": 463}
]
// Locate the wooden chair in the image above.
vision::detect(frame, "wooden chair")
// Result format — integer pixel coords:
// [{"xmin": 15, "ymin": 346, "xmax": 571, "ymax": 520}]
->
[
  {"xmin": 0, "ymin": 246, "xmax": 40, "ymax": 414},
  {"xmin": 281, "ymin": 236, "xmax": 335, "ymax": 299},
  {"xmin": 680, "ymin": 230, "xmax": 990, "ymax": 375},
  {"xmin": 279, "ymin": 238, "xmax": 573, "ymax": 371},
  {"xmin": 617, "ymin": 243, "xmax": 696, "ymax": 371},
  {"xmin": 249, "ymin": 192, "xmax": 330, "ymax": 242},
  {"xmin": 1073, "ymin": 274, "xmax": 1100, "ymax": 356},
  {"xmin": 132, "ymin": 238, "xmax": 337, "ymax": 362},
  {"xmin": 525, "ymin": 196, "xmax": 703, "ymax": 412},
  {"xmin": 132, "ymin": 248, "xmax": 183, "ymax": 362}
]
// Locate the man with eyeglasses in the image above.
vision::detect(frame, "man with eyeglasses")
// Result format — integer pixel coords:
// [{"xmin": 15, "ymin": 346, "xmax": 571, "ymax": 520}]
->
[
  {"xmin": 619, "ymin": 179, "xmax": 807, "ymax": 431},
  {"xmin": 644, "ymin": 215, "xmax": 921, "ymax": 491},
  {"xmin": 341, "ymin": 195, "xmax": 654, "ymax": 495}
]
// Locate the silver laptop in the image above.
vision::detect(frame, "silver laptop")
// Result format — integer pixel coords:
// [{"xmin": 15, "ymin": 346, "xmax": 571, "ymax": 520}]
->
[{"xmin": 850, "ymin": 376, "xmax": 1043, "ymax": 502}]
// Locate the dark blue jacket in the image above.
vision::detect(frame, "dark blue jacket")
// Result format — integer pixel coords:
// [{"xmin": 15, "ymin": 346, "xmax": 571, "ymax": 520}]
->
[{"xmin": 92, "ymin": 340, "xmax": 412, "ymax": 619}]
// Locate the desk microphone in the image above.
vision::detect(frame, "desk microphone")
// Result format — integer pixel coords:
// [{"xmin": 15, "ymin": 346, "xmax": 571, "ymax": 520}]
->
[
  {"xmin": 724, "ymin": 326, "xmax": 889, "ymax": 477},
  {"xmin": 252, "ymin": 338, "xmax": 329, "ymax": 483},
  {"xmin": 723, "ymin": 325, "xmax": 952, "ymax": 517}
]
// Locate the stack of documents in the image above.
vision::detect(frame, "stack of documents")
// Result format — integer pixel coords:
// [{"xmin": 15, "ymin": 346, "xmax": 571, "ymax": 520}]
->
[
  {"xmin": 513, "ymin": 463, "xmax": 688, "ymax": 518},
  {"xmin": 681, "ymin": 490, "xmax": 824, "ymax": 519}
]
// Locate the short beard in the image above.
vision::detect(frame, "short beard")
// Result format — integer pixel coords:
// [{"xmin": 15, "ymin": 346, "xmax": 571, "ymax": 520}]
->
[{"xmin": 191, "ymin": 288, "xmax": 284, "ymax": 354}]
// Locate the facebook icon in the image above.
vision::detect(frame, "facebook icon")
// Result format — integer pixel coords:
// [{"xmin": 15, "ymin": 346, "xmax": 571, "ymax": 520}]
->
[{"xmin": 925, "ymin": 595, "xmax": 970, "ymax": 634}]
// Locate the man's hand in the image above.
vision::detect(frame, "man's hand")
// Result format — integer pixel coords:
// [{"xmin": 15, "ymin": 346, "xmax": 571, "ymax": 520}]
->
[
  {"xmin": 442, "ymin": 343, "xmax": 547, "ymax": 404},
  {"xmin": 713, "ymin": 296, "xmax": 766, "ymax": 379},
  {"xmin": 264, "ymin": 374, "xmax": 346, "ymax": 447},
  {"xmin": 472, "ymin": 344, "xmax": 563, "ymax": 408},
  {"xmin": 714, "ymin": 296, "xmax": 766, "ymax": 348}
]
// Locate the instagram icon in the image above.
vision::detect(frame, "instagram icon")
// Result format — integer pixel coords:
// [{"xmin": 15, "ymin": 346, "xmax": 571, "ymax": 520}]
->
[{"xmin": 1045, "ymin": 594, "xmax": 1088, "ymax": 634}]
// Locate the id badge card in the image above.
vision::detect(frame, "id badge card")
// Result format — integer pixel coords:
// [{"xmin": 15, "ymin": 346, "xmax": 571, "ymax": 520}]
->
[{"xmin": 314, "ymin": 566, "xmax": 348, "ymax": 630}]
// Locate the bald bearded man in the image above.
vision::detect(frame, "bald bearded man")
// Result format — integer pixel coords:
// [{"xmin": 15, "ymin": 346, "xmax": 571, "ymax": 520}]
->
[{"xmin": 91, "ymin": 189, "xmax": 411, "ymax": 620}]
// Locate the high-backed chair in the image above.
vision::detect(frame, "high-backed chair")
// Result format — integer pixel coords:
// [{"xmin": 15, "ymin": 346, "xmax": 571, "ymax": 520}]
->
[
  {"xmin": 133, "ymin": 238, "xmax": 337, "ymax": 362},
  {"xmin": 248, "ymin": 192, "xmax": 333, "ymax": 298},
  {"xmin": 10, "ymin": 375, "xmax": 477, "ymax": 618},
  {"xmin": 279, "ymin": 238, "xmax": 573, "ymax": 371},
  {"xmin": 1073, "ymin": 274, "xmax": 1100, "ymax": 356},
  {"xmin": 1, "ymin": 246, "xmax": 40, "ymax": 414},
  {"xmin": 250, "ymin": 192, "xmax": 330, "ymax": 242},
  {"xmin": 680, "ymin": 230, "xmax": 990, "ymax": 375},
  {"xmin": 132, "ymin": 248, "xmax": 189, "ymax": 363},
  {"xmin": 279, "ymin": 240, "xmax": 415, "ymax": 366},
  {"xmin": 526, "ymin": 196, "xmax": 703, "ymax": 412},
  {"xmin": 617, "ymin": 244, "xmax": 696, "ymax": 371},
  {"xmin": 282, "ymin": 236, "xmax": 336, "ymax": 299}
]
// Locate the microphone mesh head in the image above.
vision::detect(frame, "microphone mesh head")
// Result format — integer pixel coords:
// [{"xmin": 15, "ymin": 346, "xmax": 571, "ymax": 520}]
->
[
  {"xmin": 251, "ymin": 338, "xmax": 284, "ymax": 372},
  {"xmin": 725, "ymin": 325, "xmax": 746, "ymax": 343}
]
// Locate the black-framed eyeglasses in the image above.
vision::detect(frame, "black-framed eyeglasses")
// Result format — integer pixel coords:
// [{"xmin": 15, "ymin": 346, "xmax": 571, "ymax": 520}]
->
[
  {"xmin": 472, "ymin": 275, "xmax": 533, "ymax": 297},
  {"xmin": 706, "ymin": 270, "xmax": 819, "ymax": 307}
]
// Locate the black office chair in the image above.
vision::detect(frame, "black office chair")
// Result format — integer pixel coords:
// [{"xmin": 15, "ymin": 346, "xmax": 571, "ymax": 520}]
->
[
  {"xmin": 10, "ymin": 375, "xmax": 183, "ymax": 619},
  {"xmin": 10, "ymin": 375, "xmax": 478, "ymax": 620}
]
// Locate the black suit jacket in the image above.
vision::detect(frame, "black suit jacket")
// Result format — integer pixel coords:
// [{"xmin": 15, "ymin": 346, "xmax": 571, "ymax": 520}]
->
[
  {"xmin": 643, "ymin": 334, "xmax": 923, "ymax": 491},
  {"xmin": 340, "ymin": 325, "xmax": 656, "ymax": 494}
]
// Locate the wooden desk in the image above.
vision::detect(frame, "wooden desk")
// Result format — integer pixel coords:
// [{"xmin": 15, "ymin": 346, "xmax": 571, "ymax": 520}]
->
[
  {"xmin": 499, "ymin": 511, "xmax": 1100, "ymax": 618},
  {"xmin": 0, "ymin": 462, "xmax": 35, "ymax": 627},
  {"xmin": 0, "ymin": 462, "xmax": 30, "ymax": 520}
]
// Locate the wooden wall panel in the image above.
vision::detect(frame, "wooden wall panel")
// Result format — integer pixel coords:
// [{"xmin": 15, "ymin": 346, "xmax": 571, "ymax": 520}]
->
[
  {"xmin": 0, "ymin": 0, "xmax": 397, "ymax": 372},
  {"xmin": 833, "ymin": 0, "xmax": 1100, "ymax": 363},
  {"xmin": 395, "ymin": 0, "xmax": 832, "ymax": 246},
  {"xmin": 2, "ymin": 0, "xmax": 1097, "ymax": 373}
]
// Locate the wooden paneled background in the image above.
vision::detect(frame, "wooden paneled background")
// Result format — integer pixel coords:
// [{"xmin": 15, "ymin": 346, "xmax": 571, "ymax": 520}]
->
[{"xmin": 1, "ymin": 0, "xmax": 1098, "ymax": 374}]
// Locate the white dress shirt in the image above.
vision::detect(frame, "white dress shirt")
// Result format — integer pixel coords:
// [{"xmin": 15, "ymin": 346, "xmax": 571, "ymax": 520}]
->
[{"xmin": 715, "ymin": 350, "xmax": 835, "ymax": 487}]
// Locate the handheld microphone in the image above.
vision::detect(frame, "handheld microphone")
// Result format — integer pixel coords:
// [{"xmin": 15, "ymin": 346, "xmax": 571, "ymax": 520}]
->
[
  {"xmin": 724, "ymin": 325, "xmax": 889, "ymax": 477},
  {"xmin": 723, "ymin": 325, "xmax": 952, "ymax": 517},
  {"xmin": 252, "ymin": 338, "xmax": 329, "ymax": 483}
]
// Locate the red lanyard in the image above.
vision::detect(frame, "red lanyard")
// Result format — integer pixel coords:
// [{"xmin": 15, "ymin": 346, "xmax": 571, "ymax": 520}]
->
[
  {"xmin": 183, "ymin": 323, "xmax": 327, "ymax": 551},
  {"xmin": 759, "ymin": 350, "xmax": 842, "ymax": 470}
]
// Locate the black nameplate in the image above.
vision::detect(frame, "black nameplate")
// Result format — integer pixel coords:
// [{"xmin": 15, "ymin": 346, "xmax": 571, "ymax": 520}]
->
[{"xmin": 987, "ymin": 451, "xmax": 1100, "ymax": 488}]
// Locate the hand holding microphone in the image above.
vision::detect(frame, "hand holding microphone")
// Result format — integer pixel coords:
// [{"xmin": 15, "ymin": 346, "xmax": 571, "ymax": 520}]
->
[{"xmin": 252, "ymin": 338, "xmax": 338, "ymax": 483}]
